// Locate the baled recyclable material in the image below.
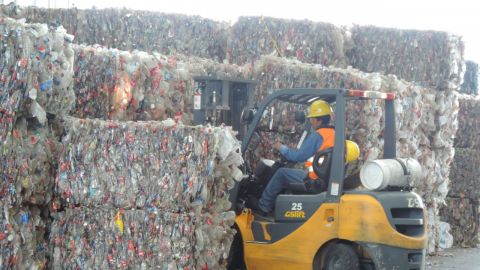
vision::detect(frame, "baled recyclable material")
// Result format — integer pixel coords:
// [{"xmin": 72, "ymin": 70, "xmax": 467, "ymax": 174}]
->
[
  {"xmin": 454, "ymin": 94, "xmax": 480, "ymax": 149},
  {"xmin": 229, "ymin": 16, "xmax": 350, "ymax": 66},
  {"xmin": 56, "ymin": 117, "xmax": 243, "ymax": 210},
  {"xmin": 0, "ymin": 16, "xmax": 75, "ymax": 116},
  {"xmin": 440, "ymin": 198, "xmax": 479, "ymax": 247},
  {"xmin": 0, "ymin": 203, "xmax": 47, "ymax": 269},
  {"xmin": 49, "ymin": 207, "xmax": 236, "ymax": 270},
  {"xmin": 348, "ymin": 25, "xmax": 465, "ymax": 89},
  {"xmin": 461, "ymin": 61, "xmax": 478, "ymax": 95},
  {"xmin": 1, "ymin": 5, "xmax": 229, "ymax": 62}
]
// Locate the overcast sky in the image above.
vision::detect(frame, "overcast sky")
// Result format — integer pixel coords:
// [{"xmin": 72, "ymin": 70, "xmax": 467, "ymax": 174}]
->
[{"xmin": 13, "ymin": 0, "xmax": 480, "ymax": 63}]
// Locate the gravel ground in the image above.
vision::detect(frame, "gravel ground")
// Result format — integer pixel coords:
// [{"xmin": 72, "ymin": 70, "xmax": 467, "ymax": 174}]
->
[{"xmin": 426, "ymin": 247, "xmax": 480, "ymax": 270}]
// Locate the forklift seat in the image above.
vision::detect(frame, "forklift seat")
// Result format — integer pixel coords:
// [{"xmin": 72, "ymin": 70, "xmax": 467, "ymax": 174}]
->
[
  {"xmin": 285, "ymin": 148, "xmax": 333, "ymax": 194},
  {"xmin": 285, "ymin": 182, "xmax": 307, "ymax": 193}
]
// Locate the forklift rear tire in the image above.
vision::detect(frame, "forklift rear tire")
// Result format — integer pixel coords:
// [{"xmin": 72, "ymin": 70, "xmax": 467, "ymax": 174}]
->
[
  {"xmin": 227, "ymin": 231, "xmax": 246, "ymax": 270},
  {"xmin": 322, "ymin": 243, "xmax": 359, "ymax": 270}
]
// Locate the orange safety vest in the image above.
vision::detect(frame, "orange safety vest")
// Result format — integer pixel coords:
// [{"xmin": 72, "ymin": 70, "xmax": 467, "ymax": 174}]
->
[{"xmin": 305, "ymin": 127, "xmax": 335, "ymax": 179}]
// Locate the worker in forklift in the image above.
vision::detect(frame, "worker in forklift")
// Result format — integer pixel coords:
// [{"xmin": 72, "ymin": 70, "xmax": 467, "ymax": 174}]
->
[{"xmin": 247, "ymin": 100, "xmax": 335, "ymax": 215}]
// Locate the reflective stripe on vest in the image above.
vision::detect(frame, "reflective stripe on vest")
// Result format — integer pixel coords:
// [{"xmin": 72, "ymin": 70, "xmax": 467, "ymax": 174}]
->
[{"xmin": 305, "ymin": 127, "xmax": 335, "ymax": 179}]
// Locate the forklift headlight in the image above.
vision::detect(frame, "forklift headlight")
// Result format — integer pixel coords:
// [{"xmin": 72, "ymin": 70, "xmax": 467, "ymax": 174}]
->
[{"xmin": 360, "ymin": 158, "xmax": 422, "ymax": 191}]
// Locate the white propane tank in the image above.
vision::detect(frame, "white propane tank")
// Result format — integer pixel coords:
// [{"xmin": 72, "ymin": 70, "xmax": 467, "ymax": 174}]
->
[{"xmin": 360, "ymin": 158, "xmax": 422, "ymax": 191}]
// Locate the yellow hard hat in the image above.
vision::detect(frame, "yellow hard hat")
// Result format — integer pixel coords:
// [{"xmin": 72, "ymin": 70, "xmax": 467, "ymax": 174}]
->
[
  {"xmin": 345, "ymin": 140, "xmax": 360, "ymax": 163},
  {"xmin": 307, "ymin": 100, "xmax": 332, "ymax": 118}
]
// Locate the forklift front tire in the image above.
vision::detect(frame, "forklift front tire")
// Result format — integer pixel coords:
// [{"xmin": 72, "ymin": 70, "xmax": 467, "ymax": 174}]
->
[{"xmin": 321, "ymin": 243, "xmax": 360, "ymax": 270}]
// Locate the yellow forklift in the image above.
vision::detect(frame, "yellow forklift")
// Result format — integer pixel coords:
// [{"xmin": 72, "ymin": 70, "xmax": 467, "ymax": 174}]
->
[{"xmin": 227, "ymin": 88, "xmax": 427, "ymax": 270}]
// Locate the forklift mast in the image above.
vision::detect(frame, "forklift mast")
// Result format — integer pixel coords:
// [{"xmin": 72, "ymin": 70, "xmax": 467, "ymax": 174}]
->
[{"xmin": 192, "ymin": 76, "xmax": 257, "ymax": 139}]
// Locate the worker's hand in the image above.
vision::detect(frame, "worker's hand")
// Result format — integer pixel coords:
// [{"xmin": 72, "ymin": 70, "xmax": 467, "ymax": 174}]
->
[{"xmin": 273, "ymin": 142, "xmax": 282, "ymax": 150}]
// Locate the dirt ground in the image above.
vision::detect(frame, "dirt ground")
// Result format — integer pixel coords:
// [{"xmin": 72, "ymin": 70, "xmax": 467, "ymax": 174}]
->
[{"xmin": 426, "ymin": 247, "xmax": 480, "ymax": 270}]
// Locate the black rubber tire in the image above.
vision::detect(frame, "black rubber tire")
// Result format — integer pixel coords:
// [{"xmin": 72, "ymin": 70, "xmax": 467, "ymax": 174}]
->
[
  {"xmin": 322, "ymin": 243, "xmax": 360, "ymax": 270},
  {"xmin": 227, "ymin": 232, "xmax": 246, "ymax": 270}
]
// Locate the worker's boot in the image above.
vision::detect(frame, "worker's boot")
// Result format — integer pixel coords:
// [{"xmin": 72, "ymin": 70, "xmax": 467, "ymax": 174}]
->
[{"xmin": 245, "ymin": 197, "xmax": 268, "ymax": 216}]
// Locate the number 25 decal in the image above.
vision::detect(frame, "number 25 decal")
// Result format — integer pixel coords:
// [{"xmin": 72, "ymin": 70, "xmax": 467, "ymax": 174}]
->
[
  {"xmin": 291, "ymin": 203, "xmax": 303, "ymax": 211},
  {"xmin": 407, "ymin": 198, "xmax": 420, "ymax": 208}
]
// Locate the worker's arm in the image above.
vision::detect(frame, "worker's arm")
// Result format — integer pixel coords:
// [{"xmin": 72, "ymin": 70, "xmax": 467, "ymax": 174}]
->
[{"xmin": 278, "ymin": 133, "xmax": 324, "ymax": 162}]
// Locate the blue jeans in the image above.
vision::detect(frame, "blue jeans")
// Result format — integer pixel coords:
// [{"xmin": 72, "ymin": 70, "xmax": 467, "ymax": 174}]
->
[{"xmin": 258, "ymin": 167, "xmax": 308, "ymax": 212}]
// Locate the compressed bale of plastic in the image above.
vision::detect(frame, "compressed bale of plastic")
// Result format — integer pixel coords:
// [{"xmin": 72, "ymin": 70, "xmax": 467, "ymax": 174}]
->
[
  {"xmin": 72, "ymin": 45, "xmax": 189, "ymax": 122},
  {"xmin": 448, "ymin": 148, "xmax": 480, "ymax": 199},
  {"xmin": 51, "ymin": 118, "xmax": 241, "ymax": 269},
  {"xmin": 56, "ymin": 116, "xmax": 243, "ymax": 210},
  {"xmin": 71, "ymin": 46, "xmax": 248, "ymax": 123},
  {"xmin": 49, "ymin": 207, "xmax": 236, "ymax": 270},
  {"xmin": 347, "ymin": 26, "xmax": 465, "ymax": 89},
  {"xmin": 1, "ymin": 5, "xmax": 229, "ymax": 62},
  {"xmin": 0, "ymin": 202, "xmax": 47, "ymax": 269},
  {"xmin": 229, "ymin": 16, "xmax": 350, "ymax": 66},
  {"xmin": 0, "ymin": 16, "xmax": 75, "ymax": 118},
  {"xmin": 454, "ymin": 94, "xmax": 480, "ymax": 149},
  {"xmin": 74, "ymin": 46, "xmax": 185, "ymax": 120},
  {"xmin": 440, "ymin": 198, "xmax": 479, "ymax": 247},
  {"xmin": 460, "ymin": 61, "xmax": 478, "ymax": 95},
  {"xmin": 0, "ymin": 118, "xmax": 56, "ymax": 206}
]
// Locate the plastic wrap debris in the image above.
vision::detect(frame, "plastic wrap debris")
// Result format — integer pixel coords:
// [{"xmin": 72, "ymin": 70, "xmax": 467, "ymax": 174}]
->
[
  {"xmin": 347, "ymin": 26, "xmax": 465, "ymax": 89},
  {"xmin": 229, "ymin": 16, "xmax": 350, "ymax": 66},
  {"xmin": 437, "ymin": 221, "xmax": 454, "ymax": 249},
  {"xmin": 0, "ymin": 16, "xmax": 75, "ymax": 116},
  {"xmin": 440, "ymin": 198, "xmax": 479, "ymax": 247},
  {"xmin": 448, "ymin": 148, "xmax": 480, "ymax": 199},
  {"xmin": 461, "ymin": 61, "xmax": 479, "ymax": 95},
  {"xmin": 0, "ymin": 118, "xmax": 56, "ymax": 206},
  {"xmin": 426, "ymin": 205, "xmax": 440, "ymax": 254},
  {"xmin": 454, "ymin": 94, "xmax": 480, "ymax": 149},
  {"xmin": 56, "ymin": 116, "xmax": 242, "ymax": 209},
  {"xmin": 0, "ymin": 202, "xmax": 47, "ymax": 269},
  {"xmin": 49, "ymin": 207, "xmax": 235, "ymax": 270},
  {"xmin": 1, "ymin": 6, "xmax": 229, "ymax": 62}
]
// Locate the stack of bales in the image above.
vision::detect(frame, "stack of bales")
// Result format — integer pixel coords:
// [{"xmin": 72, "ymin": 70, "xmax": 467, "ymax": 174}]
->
[
  {"xmin": 440, "ymin": 94, "xmax": 480, "ymax": 247},
  {"xmin": 1, "ymin": 4, "xmax": 471, "ymax": 253},
  {"xmin": 0, "ymin": 16, "xmax": 75, "ymax": 268},
  {"xmin": 50, "ymin": 117, "xmax": 242, "ymax": 269},
  {"xmin": 0, "ymin": 5, "xmax": 229, "ymax": 61}
]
